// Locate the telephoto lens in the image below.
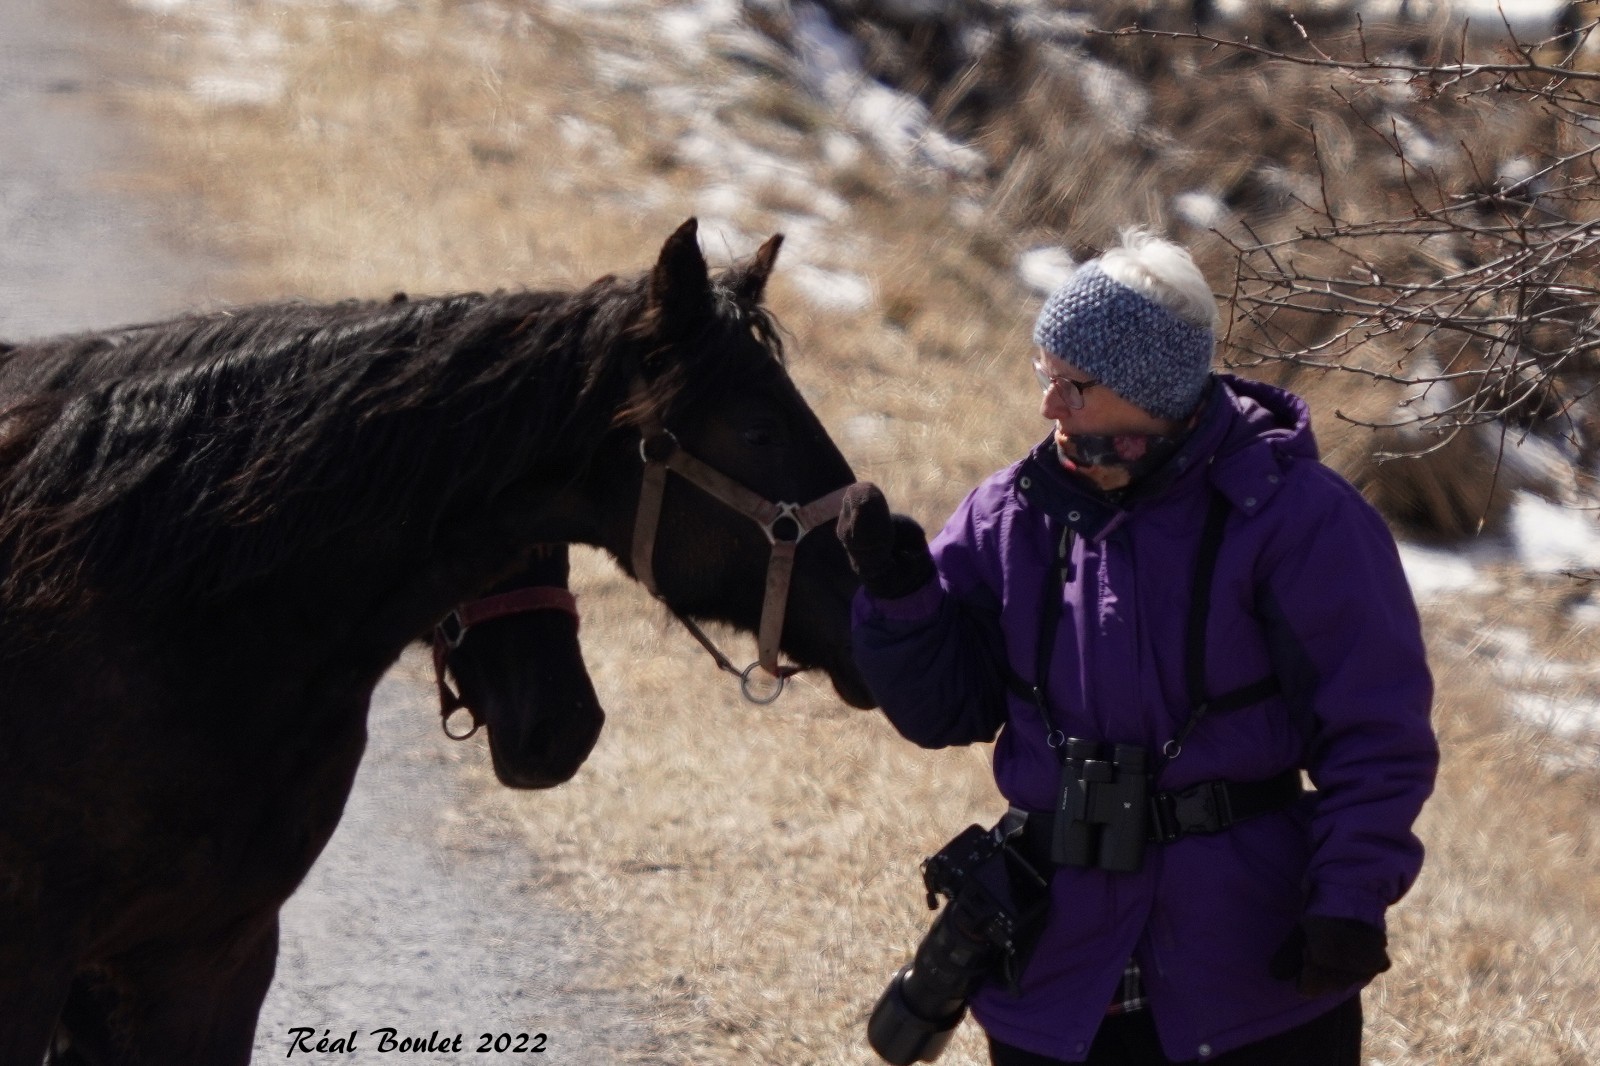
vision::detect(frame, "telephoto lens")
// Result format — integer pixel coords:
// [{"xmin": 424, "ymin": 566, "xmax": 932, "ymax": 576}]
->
[{"xmin": 866, "ymin": 904, "xmax": 996, "ymax": 1064}]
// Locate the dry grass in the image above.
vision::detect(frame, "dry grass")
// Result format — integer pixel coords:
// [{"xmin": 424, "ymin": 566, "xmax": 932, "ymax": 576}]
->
[{"xmin": 118, "ymin": 1, "xmax": 1600, "ymax": 1062}]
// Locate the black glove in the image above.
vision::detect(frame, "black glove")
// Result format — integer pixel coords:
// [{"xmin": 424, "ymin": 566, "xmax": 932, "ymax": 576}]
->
[
  {"xmin": 836, "ymin": 482, "xmax": 936, "ymax": 600},
  {"xmin": 1270, "ymin": 916, "xmax": 1391, "ymax": 998}
]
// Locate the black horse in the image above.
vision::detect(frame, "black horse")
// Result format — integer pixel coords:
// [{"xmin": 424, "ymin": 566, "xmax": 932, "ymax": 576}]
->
[
  {"xmin": 0, "ymin": 297, "xmax": 605, "ymax": 798},
  {"xmin": 0, "ymin": 220, "xmax": 873, "ymax": 1065},
  {"xmin": 432, "ymin": 541, "xmax": 607, "ymax": 790}
]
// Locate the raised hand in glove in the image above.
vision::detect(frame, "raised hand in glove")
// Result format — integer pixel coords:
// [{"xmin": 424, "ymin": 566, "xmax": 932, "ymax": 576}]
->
[
  {"xmin": 1270, "ymin": 916, "xmax": 1391, "ymax": 998},
  {"xmin": 836, "ymin": 482, "xmax": 936, "ymax": 600}
]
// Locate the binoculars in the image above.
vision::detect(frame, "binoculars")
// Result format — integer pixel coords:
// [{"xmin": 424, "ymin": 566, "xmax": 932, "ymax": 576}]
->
[{"xmin": 1052, "ymin": 739, "xmax": 1151, "ymax": 873}]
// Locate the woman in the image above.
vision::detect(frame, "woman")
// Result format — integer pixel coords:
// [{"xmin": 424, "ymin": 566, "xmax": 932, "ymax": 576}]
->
[{"xmin": 838, "ymin": 230, "xmax": 1437, "ymax": 1065}]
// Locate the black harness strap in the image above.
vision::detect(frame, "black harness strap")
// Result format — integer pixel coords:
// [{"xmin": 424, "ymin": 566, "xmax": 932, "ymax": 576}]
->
[
  {"xmin": 1164, "ymin": 492, "xmax": 1281, "ymax": 762},
  {"xmin": 1017, "ymin": 764, "xmax": 1304, "ymax": 864},
  {"xmin": 1020, "ymin": 525, "xmax": 1075, "ymax": 745},
  {"xmin": 1004, "ymin": 488, "xmax": 1280, "ymax": 761}
]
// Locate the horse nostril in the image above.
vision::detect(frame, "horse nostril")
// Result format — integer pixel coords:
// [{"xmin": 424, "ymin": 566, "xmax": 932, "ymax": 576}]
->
[{"xmin": 771, "ymin": 515, "xmax": 800, "ymax": 543}]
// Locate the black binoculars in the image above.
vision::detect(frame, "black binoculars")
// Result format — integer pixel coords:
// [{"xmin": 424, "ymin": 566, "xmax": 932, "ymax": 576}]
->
[{"xmin": 1051, "ymin": 739, "xmax": 1151, "ymax": 873}]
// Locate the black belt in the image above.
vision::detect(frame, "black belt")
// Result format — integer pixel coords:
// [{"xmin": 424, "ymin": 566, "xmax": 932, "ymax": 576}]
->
[{"xmin": 1016, "ymin": 768, "xmax": 1304, "ymax": 868}]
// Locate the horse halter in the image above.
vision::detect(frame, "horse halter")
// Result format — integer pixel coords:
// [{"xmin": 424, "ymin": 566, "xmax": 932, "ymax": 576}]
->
[
  {"xmin": 432, "ymin": 585, "xmax": 579, "ymax": 740},
  {"xmin": 631, "ymin": 424, "xmax": 848, "ymax": 704}
]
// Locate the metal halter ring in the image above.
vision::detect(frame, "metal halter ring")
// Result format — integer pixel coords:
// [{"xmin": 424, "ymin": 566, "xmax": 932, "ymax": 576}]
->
[
  {"xmin": 763, "ymin": 501, "xmax": 805, "ymax": 545},
  {"xmin": 739, "ymin": 661, "xmax": 786, "ymax": 705},
  {"xmin": 443, "ymin": 705, "xmax": 481, "ymax": 741}
]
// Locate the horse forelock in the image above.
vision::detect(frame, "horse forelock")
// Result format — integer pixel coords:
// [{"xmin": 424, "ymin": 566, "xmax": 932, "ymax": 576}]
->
[{"xmin": 616, "ymin": 283, "xmax": 788, "ymax": 434}]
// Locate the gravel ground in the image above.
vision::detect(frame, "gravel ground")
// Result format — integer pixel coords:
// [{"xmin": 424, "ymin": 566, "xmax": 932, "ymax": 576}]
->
[{"xmin": 1, "ymin": 3, "xmax": 660, "ymax": 1060}]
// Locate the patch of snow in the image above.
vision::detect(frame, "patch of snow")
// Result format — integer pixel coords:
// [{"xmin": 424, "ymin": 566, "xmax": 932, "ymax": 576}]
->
[
  {"xmin": 589, "ymin": 49, "xmax": 654, "ymax": 91},
  {"xmin": 844, "ymin": 82, "xmax": 965, "ymax": 172},
  {"xmin": 556, "ymin": 114, "xmax": 608, "ymax": 150},
  {"xmin": 126, "ymin": 0, "xmax": 290, "ymax": 106},
  {"xmin": 950, "ymin": 197, "xmax": 985, "ymax": 227},
  {"xmin": 1511, "ymin": 692, "xmax": 1600, "ymax": 741},
  {"xmin": 1397, "ymin": 541, "xmax": 1494, "ymax": 602},
  {"xmin": 820, "ymin": 131, "xmax": 863, "ymax": 170},
  {"xmin": 1509, "ymin": 494, "xmax": 1600, "ymax": 573},
  {"xmin": 787, "ymin": 263, "xmax": 872, "ymax": 311},
  {"xmin": 1391, "ymin": 356, "xmax": 1456, "ymax": 422},
  {"xmin": 1076, "ymin": 58, "xmax": 1149, "ymax": 139},
  {"xmin": 1481, "ymin": 625, "xmax": 1600, "ymax": 687},
  {"xmin": 1007, "ymin": 6, "xmax": 1096, "ymax": 45},
  {"xmin": 801, "ymin": 185, "xmax": 850, "ymax": 222},
  {"xmin": 1018, "ymin": 246, "xmax": 1075, "ymax": 296},
  {"xmin": 657, "ymin": 1, "xmax": 740, "ymax": 62},
  {"xmin": 768, "ymin": 214, "xmax": 835, "ymax": 263},
  {"xmin": 1452, "ymin": 0, "xmax": 1571, "ymax": 32},
  {"xmin": 544, "ymin": 0, "xmax": 647, "ymax": 12},
  {"xmin": 789, "ymin": 2, "xmax": 984, "ymax": 177},
  {"xmin": 677, "ymin": 126, "xmax": 809, "ymax": 188},
  {"xmin": 843, "ymin": 412, "xmax": 892, "ymax": 448},
  {"xmin": 693, "ymin": 217, "xmax": 760, "ymax": 260},
  {"xmin": 1388, "ymin": 113, "xmax": 1439, "ymax": 167},
  {"xmin": 1173, "ymin": 191, "xmax": 1228, "ymax": 230},
  {"xmin": 1483, "ymin": 424, "xmax": 1575, "ymax": 501},
  {"xmin": 646, "ymin": 84, "xmax": 704, "ymax": 118},
  {"xmin": 695, "ymin": 183, "xmax": 753, "ymax": 221},
  {"xmin": 190, "ymin": 68, "xmax": 287, "ymax": 106}
]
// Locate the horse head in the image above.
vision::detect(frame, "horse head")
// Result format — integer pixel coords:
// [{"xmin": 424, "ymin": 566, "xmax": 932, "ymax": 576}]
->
[
  {"xmin": 437, "ymin": 545, "xmax": 604, "ymax": 789},
  {"xmin": 586, "ymin": 219, "xmax": 876, "ymax": 710}
]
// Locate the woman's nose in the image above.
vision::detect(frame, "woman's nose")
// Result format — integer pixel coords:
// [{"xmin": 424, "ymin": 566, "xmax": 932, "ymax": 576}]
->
[{"xmin": 1040, "ymin": 387, "xmax": 1066, "ymax": 420}]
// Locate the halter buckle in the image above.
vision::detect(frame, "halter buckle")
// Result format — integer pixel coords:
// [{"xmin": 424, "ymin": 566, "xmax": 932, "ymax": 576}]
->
[{"xmin": 437, "ymin": 610, "xmax": 468, "ymax": 649}]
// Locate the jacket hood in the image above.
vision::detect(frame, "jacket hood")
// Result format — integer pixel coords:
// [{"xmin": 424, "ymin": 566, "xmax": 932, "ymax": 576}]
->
[
  {"xmin": 1215, "ymin": 373, "xmax": 1319, "ymax": 464},
  {"xmin": 1201, "ymin": 374, "xmax": 1321, "ymax": 520},
  {"xmin": 1015, "ymin": 374, "xmax": 1323, "ymax": 538}
]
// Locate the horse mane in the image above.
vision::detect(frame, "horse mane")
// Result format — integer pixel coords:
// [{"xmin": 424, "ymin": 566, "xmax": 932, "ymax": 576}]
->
[{"xmin": 0, "ymin": 266, "xmax": 784, "ymax": 617}]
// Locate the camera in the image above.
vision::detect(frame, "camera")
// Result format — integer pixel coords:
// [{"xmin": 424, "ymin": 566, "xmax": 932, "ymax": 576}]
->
[
  {"xmin": 1052, "ymin": 740, "xmax": 1150, "ymax": 873},
  {"xmin": 867, "ymin": 821, "xmax": 1049, "ymax": 1065}
]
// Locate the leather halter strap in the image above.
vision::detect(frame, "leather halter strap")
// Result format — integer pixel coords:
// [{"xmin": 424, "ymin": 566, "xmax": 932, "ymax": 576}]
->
[
  {"xmin": 630, "ymin": 426, "xmax": 847, "ymax": 704},
  {"xmin": 432, "ymin": 585, "xmax": 579, "ymax": 739}
]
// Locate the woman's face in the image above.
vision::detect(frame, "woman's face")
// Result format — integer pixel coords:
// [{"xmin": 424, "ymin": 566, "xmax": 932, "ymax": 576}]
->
[{"xmin": 1036, "ymin": 347, "xmax": 1182, "ymax": 438}]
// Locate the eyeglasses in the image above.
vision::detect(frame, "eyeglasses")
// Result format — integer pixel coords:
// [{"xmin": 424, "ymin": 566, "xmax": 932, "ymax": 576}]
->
[{"xmin": 1032, "ymin": 359, "xmax": 1101, "ymax": 410}]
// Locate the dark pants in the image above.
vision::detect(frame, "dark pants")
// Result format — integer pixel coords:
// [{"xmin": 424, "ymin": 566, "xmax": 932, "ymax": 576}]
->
[{"xmin": 988, "ymin": 996, "xmax": 1362, "ymax": 1066}]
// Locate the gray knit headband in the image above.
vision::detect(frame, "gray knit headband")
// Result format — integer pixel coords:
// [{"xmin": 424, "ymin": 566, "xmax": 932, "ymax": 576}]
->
[{"xmin": 1031, "ymin": 262, "xmax": 1213, "ymax": 420}]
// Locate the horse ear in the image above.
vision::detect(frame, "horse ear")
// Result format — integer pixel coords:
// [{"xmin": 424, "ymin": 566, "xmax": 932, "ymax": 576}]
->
[
  {"xmin": 725, "ymin": 233, "xmax": 784, "ymax": 305},
  {"xmin": 647, "ymin": 218, "xmax": 712, "ymax": 336}
]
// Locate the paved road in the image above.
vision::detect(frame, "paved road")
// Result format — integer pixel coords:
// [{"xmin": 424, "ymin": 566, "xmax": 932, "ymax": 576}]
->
[
  {"xmin": 254, "ymin": 667, "xmax": 658, "ymax": 1064},
  {"xmin": 0, "ymin": 0, "xmax": 214, "ymax": 339},
  {"xmin": 1, "ymin": 3, "xmax": 658, "ymax": 1060}
]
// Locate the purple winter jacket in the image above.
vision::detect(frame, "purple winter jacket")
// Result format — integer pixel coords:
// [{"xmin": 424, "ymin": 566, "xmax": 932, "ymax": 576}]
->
[{"xmin": 851, "ymin": 375, "xmax": 1437, "ymax": 1062}]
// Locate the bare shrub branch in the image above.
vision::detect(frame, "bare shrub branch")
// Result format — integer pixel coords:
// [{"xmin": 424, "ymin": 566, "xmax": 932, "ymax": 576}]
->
[{"xmin": 1100, "ymin": 15, "xmax": 1600, "ymax": 456}]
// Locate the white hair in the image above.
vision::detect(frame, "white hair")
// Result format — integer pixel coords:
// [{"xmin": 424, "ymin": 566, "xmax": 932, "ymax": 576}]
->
[{"xmin": 1096, "ymin": 228, "xmax": 1218, "ymax": 333}]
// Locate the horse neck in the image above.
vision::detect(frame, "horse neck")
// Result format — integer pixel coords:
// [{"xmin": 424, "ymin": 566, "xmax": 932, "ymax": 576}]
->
[
  {"xmin": 2, "ymin": 292, "xmax": 645, "ymax": 671},
  {"xmin": 206, "ymin": 309, "xmax": 637, "ymax": 661}
]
